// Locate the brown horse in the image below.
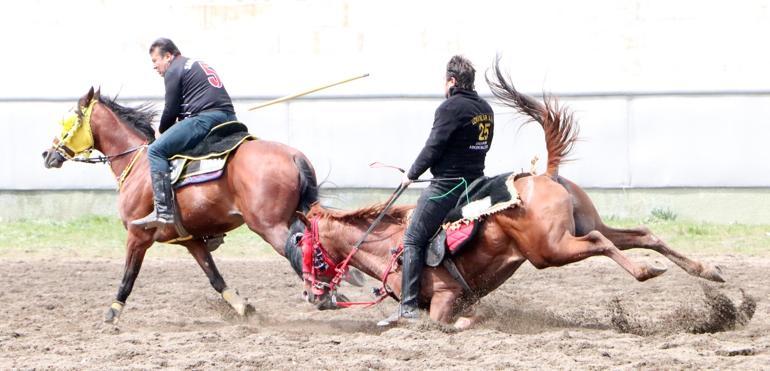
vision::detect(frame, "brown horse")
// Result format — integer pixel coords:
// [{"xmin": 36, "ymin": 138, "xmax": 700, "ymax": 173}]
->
[
  {"xmin": 291, "ymin": 64, "xmax": 725, "ymax": 329},
  {"xmin": 42, "ymin": 87, "xmax": 319, "ymax": 323}
]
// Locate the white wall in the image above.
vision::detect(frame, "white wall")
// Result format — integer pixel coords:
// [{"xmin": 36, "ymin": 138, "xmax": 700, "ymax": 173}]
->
[
  {"xmin": 2, "ymin": 0, "xmax": 769, "ymax": 189},
  {"xmin": 7, "ymin": 94, "xmax": 770, "ymax": 189}
]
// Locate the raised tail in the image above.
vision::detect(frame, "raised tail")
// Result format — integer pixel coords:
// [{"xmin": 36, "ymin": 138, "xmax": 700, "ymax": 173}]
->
[
  {"xmin": 285, "ymin": 154, "xmax": 319, "ymax": 277},
  {"xmin": 486, "ymin": 57, "xmax": 579, "ymax": 178}
]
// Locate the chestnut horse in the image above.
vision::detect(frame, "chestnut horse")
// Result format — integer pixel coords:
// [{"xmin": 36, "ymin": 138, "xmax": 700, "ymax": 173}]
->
[
  {"xmin": 291, "ymin": 64, "xmax": 725, "ymax": 329},
  {"xmin": 42, "ymin": 87, "xmax": 318, "ymax": 323}
]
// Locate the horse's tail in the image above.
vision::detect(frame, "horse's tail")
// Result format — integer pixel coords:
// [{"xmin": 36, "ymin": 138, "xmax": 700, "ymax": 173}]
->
[
  {"xmin": 293, "ymin": 154, "xmax": 319, "ymax": 213},
  {"xmin": 284, "ymin": 154, "xmax": 319, "ymax": 277},
  {"xmin": 486, "ymin": 57, "xmax": 579, "ymax": 178}
]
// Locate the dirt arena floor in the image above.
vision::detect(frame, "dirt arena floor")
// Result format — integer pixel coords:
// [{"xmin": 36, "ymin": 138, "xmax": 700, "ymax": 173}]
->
[{"xmin": 0, "ymin": 253, "xmax": 767, "ymax": 369}]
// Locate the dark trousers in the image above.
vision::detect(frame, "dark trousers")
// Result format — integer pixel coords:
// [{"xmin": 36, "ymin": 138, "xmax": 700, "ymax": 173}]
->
[
  {"xmin": 148, "ymin": 110, "xmax": 237, "ymax": 173},
  {"xmin": 401, "ymin": 177, "xmax": 474, "ymax": 309}
]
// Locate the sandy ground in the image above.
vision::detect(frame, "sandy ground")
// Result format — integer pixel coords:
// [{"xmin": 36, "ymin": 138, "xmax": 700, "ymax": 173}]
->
[{"xmin": 0, "ymin": 253, "xmax": 767, "ymax": 370}]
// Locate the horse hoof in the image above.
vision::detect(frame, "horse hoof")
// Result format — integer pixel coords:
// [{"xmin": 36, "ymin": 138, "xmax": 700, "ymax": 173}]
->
[
  {"xmin": 104, "ymin": 301, "xmax": 124, "ymax": 324},
  {"xmin": 640, "ymin": 262, "xmax": 667, "ymax": 281},
  {"xmin": 233, "ymin": 303, "xmax": 247, "ymax": 316},
  {"xmin": 453, "ymin": 317, "xmax": 475, "ymax": 330},
  {"xmin": 702, "ymin": 264, "xmax": 726, "ymax": 283},
  {"xmin": 222, "ymin": 288, "xmax": 248, "ymax": 316}
]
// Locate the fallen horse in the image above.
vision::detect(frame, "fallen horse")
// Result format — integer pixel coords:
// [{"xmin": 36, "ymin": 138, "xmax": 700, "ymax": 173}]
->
[{"xmin": 286, "ymin": 60, "xmax": 725, "ymax": 329}]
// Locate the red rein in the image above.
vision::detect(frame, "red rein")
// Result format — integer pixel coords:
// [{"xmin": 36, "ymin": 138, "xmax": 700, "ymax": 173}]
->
[{"xmin": 300, "ymin": 216, "xmax": 402, "ymax": 308}]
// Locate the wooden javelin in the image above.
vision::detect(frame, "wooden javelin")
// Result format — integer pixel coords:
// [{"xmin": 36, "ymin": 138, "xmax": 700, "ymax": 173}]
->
[{"xmin": 247, "ymin": 73, "xmax": 370, "ymax": 111}]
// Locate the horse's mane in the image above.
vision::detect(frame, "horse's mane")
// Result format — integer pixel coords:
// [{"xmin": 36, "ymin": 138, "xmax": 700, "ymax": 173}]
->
[
  {"xmin": 97, "ymin": 96, "xmax": 157, "ymax": 142},
  {"xmin": 307, "ymin": 202, "xmax": 412, "ymax": 225}
]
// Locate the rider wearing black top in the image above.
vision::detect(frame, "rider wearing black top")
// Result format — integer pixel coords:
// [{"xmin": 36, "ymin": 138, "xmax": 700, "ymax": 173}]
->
[
  {"xmin": 406, "ymin": 88, "xmax": 493, "ymax": 181},
  {"xmin": 158, "ymin": 55, "xmax": 235, "ymax": 133},
  {"xmin": 132, "ymin": 38, "xmax": 237, "ymax": 230},
  {"xmin": 378, "ymin": 55, "xmax": 494, "ymax": 326}
]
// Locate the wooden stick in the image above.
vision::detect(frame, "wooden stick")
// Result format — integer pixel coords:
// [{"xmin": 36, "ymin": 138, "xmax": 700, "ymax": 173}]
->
[{"xmin": 247, "ymin": 73, "xmax": 370, "ymax": 111}]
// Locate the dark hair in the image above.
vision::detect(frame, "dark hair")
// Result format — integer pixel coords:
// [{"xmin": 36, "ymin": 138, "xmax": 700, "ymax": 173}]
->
[
  {"xmin": 446, "ymin": 55, "xmax": 476, "ymax": 90},
  {"xmin": 149, "ymin": 38, "xmax": 181, "ymax": 57}
]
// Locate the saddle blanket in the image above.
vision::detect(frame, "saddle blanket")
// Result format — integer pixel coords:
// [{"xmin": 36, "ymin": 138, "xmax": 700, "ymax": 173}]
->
[{"xmin": 168, "ymin": 121, "xmax": 256, "ymax": 188}]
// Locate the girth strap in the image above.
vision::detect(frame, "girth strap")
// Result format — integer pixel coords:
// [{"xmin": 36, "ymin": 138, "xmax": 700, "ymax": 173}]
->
[{"xmin": 442, "ymin": 257, "xmax": 475, "ymax": 298}]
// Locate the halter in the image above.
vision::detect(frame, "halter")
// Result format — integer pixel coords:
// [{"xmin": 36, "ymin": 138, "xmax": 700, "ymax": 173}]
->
[
  {"xmin": 52, "ymin": 98, "xmax": 148, "ymax": 189},
  {"xmin": 300, "ymin": 216, "xmax": 403, "ymax": 308}
]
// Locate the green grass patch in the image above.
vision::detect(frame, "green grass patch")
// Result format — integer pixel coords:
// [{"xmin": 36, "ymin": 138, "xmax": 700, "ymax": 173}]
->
[
  {"xmin": 604, "ymin": 218, "xmax": 769, "ymax": 255},
  {"xmin": 646, "ymin": 207, "xmax": 678, "ymax": 222},
  {"xmin": 0, "ymin": 215, "xmax": 274, "ymax": 259},
  {"xmin": 0, "ymin": 214, "xmax": 768, "ymax": 259}
]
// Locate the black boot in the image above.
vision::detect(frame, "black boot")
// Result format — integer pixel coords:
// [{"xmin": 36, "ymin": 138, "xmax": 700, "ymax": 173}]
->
[
  {"xmin": 377, "ymin": 244, "xmax": 424, "ymax": 326},
  {"xmin": 131, "ymin": 171, "xmax": 176, "ymax": 229}
]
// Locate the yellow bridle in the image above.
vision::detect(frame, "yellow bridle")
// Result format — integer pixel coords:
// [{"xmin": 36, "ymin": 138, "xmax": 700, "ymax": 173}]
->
[
  {"xmin": 54, "ymin": 98, "xmax": 97, "ymax": 159},
  {"xmin": 52, "ymin": 97, "xmax": 148, "ymax": 190}
]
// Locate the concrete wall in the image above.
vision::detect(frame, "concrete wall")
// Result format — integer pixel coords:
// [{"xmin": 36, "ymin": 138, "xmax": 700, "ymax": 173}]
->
[
  {"xmin": 8, "ymin": 94, "xmax": 770, "ymax": 189},
  {"xmin": 2, "ymin": 0, "xmax": 769, "ymax": 189}
]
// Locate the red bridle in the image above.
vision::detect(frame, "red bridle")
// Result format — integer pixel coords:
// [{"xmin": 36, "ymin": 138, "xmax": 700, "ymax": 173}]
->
[{"xmin": 300, "ymin": 216, "xmax": 403, "ymax": 308}]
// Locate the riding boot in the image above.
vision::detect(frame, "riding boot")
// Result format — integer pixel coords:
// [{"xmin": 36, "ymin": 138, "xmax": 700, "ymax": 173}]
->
[
  {"xmin": 131, "ymin": 171, "xmax": 176, "ymax": 229},
  {"xmin": 377, "ymin": 244, "xmax": 424, "ymax": 326}
]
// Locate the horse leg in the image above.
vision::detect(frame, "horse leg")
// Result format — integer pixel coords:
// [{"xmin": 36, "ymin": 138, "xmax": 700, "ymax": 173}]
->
[
  {"xmin": 182, "ymin": 240, "xmax": 250, "ymax": 316},
  {"xmin": 452, "ymin": 258, "xmax": 526, "ymax": 330},
  {"xmin": 104, "ymin": 232, "xmax": 153, "ymax": 324},
  {"xmin": 536, "ymin": 230, "xmax": 667, "ymax": 282},
  {"xmin": 597, "ymin": 225, "xmax": 724, "ymax": 282},
  {"xmin": 245, "ymin": 223, "xmax": 290, "ymax": 256},
  {"xmin": 559, "ymin": 176, "xmax": 724, "ymax": 283},
  {"xmin": 428, "ymin": 287, "xmax": 463, "ymax": 325}
]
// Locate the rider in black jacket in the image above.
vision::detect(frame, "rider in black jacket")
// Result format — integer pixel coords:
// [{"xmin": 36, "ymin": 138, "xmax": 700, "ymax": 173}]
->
[
  {"xmin": 132, "ymin": 38, "xmax": 237, "ymax": 229},
  {"xmin": 378, "ymin": 55, "xmax": 494, "ymax": 326}
]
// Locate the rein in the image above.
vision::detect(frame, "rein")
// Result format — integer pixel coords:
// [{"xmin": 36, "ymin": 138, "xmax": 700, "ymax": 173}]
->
[
  {"xmin": 69, "ymin": 144, "xmax": 148, "ymax": 190},
  {"xmin": 116, "ymin": 145, "xmax": 148, "ymax": 189},
  {"xmin": 70, "ymin": 144, "xmax": 146, "ymax": 164},
  {"xmin": 301, "ymin": 176, "xmax": 468, "ymax": 308}
]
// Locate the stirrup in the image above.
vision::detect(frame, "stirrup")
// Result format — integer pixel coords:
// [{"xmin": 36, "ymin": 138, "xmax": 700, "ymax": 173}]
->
[
  {"xmin": 131, "ymin": 210, "xmax": 175, "ymax": 229},
  {"xmin": 376, "ymin": 306, "xmax": 420, "ymax": 327}
]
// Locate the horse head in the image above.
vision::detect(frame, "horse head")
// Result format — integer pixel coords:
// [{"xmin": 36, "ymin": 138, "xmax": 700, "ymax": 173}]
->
[
  {"xmin": 291, "ymin": 209, "xmax": 367, "ymax": 310},
  {"xmin": 42, "ymin": 87, "xmax": 101, "ymax": 168}
]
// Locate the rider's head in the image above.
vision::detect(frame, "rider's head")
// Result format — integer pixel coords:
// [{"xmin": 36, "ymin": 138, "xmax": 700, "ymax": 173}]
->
[
  {"xmin": 149, "ymin": 38, "xmax": 181, "ymax": 77},
  {"xmin": 445, "ymin": 55, "xmax": 476, "ymax": 97}
]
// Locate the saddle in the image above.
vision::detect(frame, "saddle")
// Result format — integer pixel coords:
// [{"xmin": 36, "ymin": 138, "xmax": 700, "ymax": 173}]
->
[
  {"xmin": 162, "ymin": 121, "xmax": 256, "ymax": 251},
  {"xmin": 426, "ymin": 172, "xmax": 522, "ymax": 267},
  {"xmin": 168, "ymin": 121, "xmax": 256, "ymax": 189}
]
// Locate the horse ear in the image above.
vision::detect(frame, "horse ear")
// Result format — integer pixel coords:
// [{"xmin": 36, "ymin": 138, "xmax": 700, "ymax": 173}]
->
[
  {"xmin": 76, "ymin": 87, "xmax": 95, "ymax": 108},
  {"xmin": 94, "ymin": 86, "xmax": 101, "ymax": 101},
  {"xmin": 295, "ymin": 211, "xmax": 311, "ymax": 228},
  {"xmin": 82, "ymin": 87, "xmax": 95, "ymax": 107},
  {"xmin": 86, "ymin": 86, "xmax": 94, "ymax": 101}
]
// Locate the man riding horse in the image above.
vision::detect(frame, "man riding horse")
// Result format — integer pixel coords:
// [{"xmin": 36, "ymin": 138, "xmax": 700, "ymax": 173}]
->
[
  {"xmin": 378, "ymin": 55, "xmax": 495, "ymax": 326},
  {"xmin": 133, "ymin": 38, "xmax": 238, "ymax": 229}
]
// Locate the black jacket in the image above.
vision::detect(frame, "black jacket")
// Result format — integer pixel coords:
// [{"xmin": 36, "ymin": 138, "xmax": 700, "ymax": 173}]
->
[
  {"xmin": 160, "ymin": 56, "xmax": 235, "ymax": 133},
  {"xmin": 407, "ymin": 88, "xmax": 494, "ymax": 180}
]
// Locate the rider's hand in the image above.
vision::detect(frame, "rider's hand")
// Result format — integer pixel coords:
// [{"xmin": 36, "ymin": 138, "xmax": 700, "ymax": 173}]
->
[{"xmin": 401, "ymin": 173, "xmax": 413, "ymax": 187}]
